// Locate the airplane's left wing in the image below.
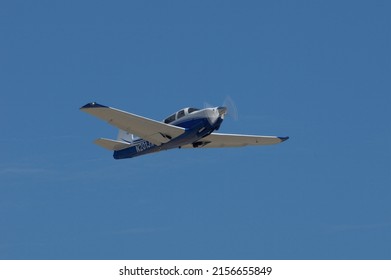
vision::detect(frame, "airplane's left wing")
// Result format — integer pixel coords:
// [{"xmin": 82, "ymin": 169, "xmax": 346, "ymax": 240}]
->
[
  {"xmin": 80, "ymin": 102, "xmax": 185, "ymax": 146},
  {"xmin": 183, "ymin": 133, "xmax": 289, "ymax": 148}
]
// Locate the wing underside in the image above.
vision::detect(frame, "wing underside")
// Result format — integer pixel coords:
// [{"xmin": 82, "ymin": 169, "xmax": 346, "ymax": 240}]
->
[
  {"xmin": 80, "ymin": 102, "xmax": 185, "ymax": 146},
  {"xmin": 182, "ymin": 133, "xmax": 289, "ymax": 148}
]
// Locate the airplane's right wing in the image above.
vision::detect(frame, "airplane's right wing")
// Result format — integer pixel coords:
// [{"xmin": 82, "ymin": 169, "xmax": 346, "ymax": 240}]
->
[{"xmin": 183, "ymin": 133, "xmax": 289, "ymax": 148}]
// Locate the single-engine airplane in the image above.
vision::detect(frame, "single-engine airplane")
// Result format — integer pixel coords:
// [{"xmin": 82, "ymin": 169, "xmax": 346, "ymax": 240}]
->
[{"xmin": 80, "ymin": 102, "xmax": 289, "ymax": 159}]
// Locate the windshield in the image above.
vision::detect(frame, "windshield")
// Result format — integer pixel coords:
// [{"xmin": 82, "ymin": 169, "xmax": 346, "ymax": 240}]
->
[{"xmin": 164, "ymin": 114, "xmax": 176, "ymax": 124}]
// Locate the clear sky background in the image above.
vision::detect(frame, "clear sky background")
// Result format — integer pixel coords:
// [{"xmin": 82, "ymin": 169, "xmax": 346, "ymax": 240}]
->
[{"xmin": 1, "ymin": 1, "xmax": 390, "ymax": 260}]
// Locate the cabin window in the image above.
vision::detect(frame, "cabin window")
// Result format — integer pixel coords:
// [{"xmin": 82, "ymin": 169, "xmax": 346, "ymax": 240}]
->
[
  {"xmin": 188, "ymin": 108, "xmax": 199, "ymax": 113},
  {"xmin": 164, "ymin": 114, "xmax": 176, "ymax": 124},
  {"xmin": 177, "ymin": 110, "xmax": 185, "ymax": 119}
]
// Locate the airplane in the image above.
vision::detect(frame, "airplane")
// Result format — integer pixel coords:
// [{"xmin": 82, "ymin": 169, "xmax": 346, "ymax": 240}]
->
[{"xmin": 80, "ymin": 102, "xmax": 289, "ymax": 159}]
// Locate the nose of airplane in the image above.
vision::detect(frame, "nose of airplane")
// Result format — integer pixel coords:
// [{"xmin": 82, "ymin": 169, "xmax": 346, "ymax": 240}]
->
[{"xmin": 217, "ymin": 106, "xmax": 227, "ymax": 116}]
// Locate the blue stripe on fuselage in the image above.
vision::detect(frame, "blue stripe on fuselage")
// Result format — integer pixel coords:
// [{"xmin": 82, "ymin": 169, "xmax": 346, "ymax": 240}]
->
[
  {"xmin": 172, "ymin": 118, "xmax": 204, "ymax": 129},
  {"xmin": 113, "ymin": 116, "xmax": 223, "ymax": 159},
  {"xmin": 113, "ymin": 140, "xmax": 158, "ymax": 159}
]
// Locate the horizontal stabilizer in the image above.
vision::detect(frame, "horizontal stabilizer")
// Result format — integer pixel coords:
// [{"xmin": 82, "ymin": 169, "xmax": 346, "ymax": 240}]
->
[{"xmin": 94, "ymin": 138, "xmax": 131, "ymax": 151}]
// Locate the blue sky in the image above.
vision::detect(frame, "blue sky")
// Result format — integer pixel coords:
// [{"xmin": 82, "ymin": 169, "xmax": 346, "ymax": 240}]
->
[{"xmin": 1, "ymin": 0, "xmax": 390, "ymax": 259}]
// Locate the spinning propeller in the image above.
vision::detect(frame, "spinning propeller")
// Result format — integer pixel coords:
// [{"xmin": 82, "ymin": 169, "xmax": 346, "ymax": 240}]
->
[{"xmin": 204, "ymin": 96, "xmax": 238, "ymax": 124}]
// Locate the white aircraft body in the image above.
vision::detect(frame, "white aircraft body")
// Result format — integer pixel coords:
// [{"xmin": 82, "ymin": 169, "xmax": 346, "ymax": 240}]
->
[{"xmin": 80, "ymin": 102, "xmax": 289, "ymax": 159}]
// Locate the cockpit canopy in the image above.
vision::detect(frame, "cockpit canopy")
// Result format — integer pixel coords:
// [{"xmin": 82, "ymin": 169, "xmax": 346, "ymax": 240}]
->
[{"xmin": 163, "ymin": 107, "xmax": 200, "ymax": 124}]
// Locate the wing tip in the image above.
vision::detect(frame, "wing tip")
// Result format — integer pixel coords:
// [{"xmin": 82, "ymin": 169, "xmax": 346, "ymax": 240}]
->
[
  {"xmin": 278, "ymin": 136, "xmax": 289, "ymax": 142},
  {"xmin": 80, "ymin": 102, "xmax": 108, "ymax": 110}
]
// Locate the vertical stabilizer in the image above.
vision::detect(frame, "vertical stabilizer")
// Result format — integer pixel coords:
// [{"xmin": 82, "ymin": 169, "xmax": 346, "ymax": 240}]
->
[{"xmin": 117, "ymin": 130, "xmax": 140, "ymax": 143}]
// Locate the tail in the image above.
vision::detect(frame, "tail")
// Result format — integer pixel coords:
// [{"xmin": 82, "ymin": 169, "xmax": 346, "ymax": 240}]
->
[
  {"xmin": 117, "ymin": 129, "xmax": 140, "ymax": 143},
  {"xmin": 93, "ymin": 130, "xmax": 139, "ymax": 151}
]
